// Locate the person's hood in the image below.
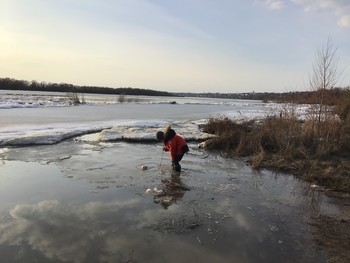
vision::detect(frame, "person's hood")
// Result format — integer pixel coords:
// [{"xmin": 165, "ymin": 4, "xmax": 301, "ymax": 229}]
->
[{"xmin": 164, "ymin": 128, "xmax": 176, "ymax": 141}]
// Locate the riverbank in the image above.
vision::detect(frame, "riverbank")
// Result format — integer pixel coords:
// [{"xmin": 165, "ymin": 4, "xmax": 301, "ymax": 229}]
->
[
  {"xmin": 202, "ymin": 115, "xmax": 350, "ymax": 263},
  {"xmin": 202, "ymin": 115, "xmax": 350, "ymax": 194}
]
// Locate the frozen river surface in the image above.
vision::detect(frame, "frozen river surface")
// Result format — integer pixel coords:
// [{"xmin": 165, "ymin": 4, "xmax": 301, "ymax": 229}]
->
[
  {"xmin": 0, "ymin": 91, "xmax": 344, "ymax": 262},
  {"xmin": 0, "ymin": 92, "xmax": 302, "ymax": 146}
]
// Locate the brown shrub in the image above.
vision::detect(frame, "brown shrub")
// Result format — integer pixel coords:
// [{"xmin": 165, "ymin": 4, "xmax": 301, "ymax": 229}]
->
[
  {"xmin": 203, "ymin": 116, "xmax": 254, "ymax": 154},
  {"xmin": 203, "ymin": 112, "xmax": 350, "ymax": 193},
  {"xmin": 203, "ymin": 116, "xmax": 252, "ymax": 136},
  {"xmin": 235, "ymin": 133, "xmax": 257, "ymax": 156},
  {"xmin": 258, "ymin": 116, "xmax": 302, "ymax": 153},
  {"xmin": 333, "ymin": 89, "xmax": 350, "ymax": 120}
]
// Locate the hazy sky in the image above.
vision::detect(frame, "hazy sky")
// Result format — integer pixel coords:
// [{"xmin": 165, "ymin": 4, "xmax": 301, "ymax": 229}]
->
[{"xmin": 1, "ymin": 0, "xmax": 350, "ymax": 93}]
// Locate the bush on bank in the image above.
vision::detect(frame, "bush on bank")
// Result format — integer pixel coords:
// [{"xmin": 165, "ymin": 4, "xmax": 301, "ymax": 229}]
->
[{"xmin": 203, "ymin": 99, "xmax": 350, "ymax": 193}]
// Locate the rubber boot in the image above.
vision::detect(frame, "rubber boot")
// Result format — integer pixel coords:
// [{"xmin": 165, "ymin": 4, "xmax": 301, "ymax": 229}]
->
[{"xmin": 174, "ymin": 163, "xmax": 181, "ymax": 172}]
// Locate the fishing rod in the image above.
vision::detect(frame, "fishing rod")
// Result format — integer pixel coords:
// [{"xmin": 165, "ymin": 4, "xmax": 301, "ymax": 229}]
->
[{"xmin": 159, "ymin": 149, "xmax": 164, "ymax": 168}]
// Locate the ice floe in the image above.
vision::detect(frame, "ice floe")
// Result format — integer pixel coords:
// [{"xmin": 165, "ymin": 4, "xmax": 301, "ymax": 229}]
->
[{"xmin": 0, "ymin": 90, "xmax": 311, "ymax": 147}]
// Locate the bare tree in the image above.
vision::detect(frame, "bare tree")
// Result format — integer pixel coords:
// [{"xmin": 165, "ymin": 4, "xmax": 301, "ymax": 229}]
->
[
  {"xmin": 66, "ymin": 92, "xmax": 86, "ymax": 105},
  {"xmin": 309, "ymin": 37, "xmax": 341, "ymax": 133},
  {"xmin": 118, "ymin": 93, "xmax": 126, "ymax": 103}
]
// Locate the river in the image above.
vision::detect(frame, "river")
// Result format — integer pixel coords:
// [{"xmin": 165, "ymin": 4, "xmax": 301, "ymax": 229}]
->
[{"xmin": 0, "ymin": 91, "xmax": 346, "ymax": 262}]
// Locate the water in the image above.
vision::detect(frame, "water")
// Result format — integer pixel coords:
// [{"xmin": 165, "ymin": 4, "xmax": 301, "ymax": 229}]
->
[
  {"xmin": 0, "ymin": 92, "xmax": 338, "ymax": 262},
  {"xmin": 0, "ymin": 142, "xmax": 327, "ymax": 263}
]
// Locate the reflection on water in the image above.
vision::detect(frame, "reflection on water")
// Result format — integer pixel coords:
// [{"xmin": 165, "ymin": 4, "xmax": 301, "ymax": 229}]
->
[
  {"xmin": 0, "ymin": 142, "xmax": 337, "ymax": 262},
  {"xmin": 153, "ymin": 173, "xmax": 190, "ymax": 209},
  {"xmin": 0, "ymin": 199, "xmax": 140, "ymax": 263}
]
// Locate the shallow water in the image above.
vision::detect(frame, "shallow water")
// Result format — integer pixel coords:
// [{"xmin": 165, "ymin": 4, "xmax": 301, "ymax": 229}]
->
[
  {"xmin": 0, "ymin": 93, "xmax": 342, "ymax": 262},
  {"xmin": 0, "ymin": 139, "xmax": 331, "ymax": 263}
]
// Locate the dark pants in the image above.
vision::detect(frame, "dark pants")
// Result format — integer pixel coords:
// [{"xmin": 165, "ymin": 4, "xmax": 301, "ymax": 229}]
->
[{"xmin": 172, "ymin": 145, "xmax": 189, "ymax": 172}]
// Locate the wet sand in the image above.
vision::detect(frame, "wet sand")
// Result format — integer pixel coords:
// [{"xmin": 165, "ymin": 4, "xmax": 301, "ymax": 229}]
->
[{"xmin": 0, "ymin": 138, "xmax": 348, "ymax": 262}]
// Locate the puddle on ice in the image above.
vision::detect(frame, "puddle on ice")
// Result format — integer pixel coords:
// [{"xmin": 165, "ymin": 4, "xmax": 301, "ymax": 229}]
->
[{"xmin": 0, "ymin": 141, "xmax": 334, "ymax": 263}]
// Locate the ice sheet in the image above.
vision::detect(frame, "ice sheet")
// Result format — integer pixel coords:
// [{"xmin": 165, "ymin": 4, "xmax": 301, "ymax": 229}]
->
[{"xmin": 0, "ymin": 91, "xmax": 310, "ymax": 147}]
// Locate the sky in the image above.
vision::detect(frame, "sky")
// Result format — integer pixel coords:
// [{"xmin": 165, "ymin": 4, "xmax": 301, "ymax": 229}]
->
[{"xmin": 1, "ymin": 0, "xmax": 350, "ymax": 93}]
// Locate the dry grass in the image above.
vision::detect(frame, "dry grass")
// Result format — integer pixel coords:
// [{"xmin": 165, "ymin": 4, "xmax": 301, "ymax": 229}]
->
[
  {"xmin": 311, "ymin": 215, "xmax": 350, "ymax": 263},
  {"xmin": 66, "ymin": 92, "xmax": 86, "ymax": 105},
  {"xmin": 203, "ymin": 97, "xmax": 350, "ymax": 193}
]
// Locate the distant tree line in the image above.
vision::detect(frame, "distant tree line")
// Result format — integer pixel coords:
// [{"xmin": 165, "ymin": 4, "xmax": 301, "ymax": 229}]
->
[
  {"xmin": 1, "ymin": 77, "xmax": 349, "ymax": 104},
  {"xmin": 176, "ymin": 87, "xmax": 350, "ymax": 105},
  {"xmin": 0, "ymin": 78, "xmax": 173, "ymax": 97}
]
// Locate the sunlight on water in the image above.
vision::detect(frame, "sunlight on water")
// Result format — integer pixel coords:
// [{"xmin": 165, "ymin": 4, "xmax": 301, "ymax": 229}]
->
[
  {"xmin": 0, "ymin": 142, "xmax": 328, "ymax": 263},
  {"xmin": 0, "ymin": 93, "xmax": 328, "ymax": 262}
]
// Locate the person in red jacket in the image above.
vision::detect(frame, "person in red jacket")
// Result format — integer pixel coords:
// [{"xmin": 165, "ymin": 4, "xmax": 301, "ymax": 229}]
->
[{"xmin": 156, "ymin": 126, "xmax": 189, "ymax": 172}]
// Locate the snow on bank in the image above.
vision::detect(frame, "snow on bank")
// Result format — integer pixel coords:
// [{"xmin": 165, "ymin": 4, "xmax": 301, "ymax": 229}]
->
[
  {"xmin": 0, "ymin": 125, "xmax": 110, "ymax": 146},
  {"xmin": 0, "ymin": 91, "xmax": 312, "ymax": 147},
  {"xmin": 0, "ymin": 120, "xmax": 214, "ymax": 147},
  {"xmin": 0, "ymin": 93, "xmax": 71, "ymax": 109},
  {"xmin": 96, "ymin": 121, "xmax": 214, "ymax": 142},
  {"xmin": 0, "ymin": 104, "xmax": 310, "ymax": 147}
]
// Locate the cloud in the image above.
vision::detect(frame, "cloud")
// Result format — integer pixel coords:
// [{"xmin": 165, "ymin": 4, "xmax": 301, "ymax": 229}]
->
[
  {"xmin": 0, "ymin": 199, "xmax": 141, "ymax": 263},
  {"xmin": 267, "ymin": 0, "xmax": 286, "ymax": 10},
  {"xmin": 337, "ymin": 15, "xmax": 350, "ymax": 27},
  {"xmin": 291, "ymin": 0, "xmax": 350, "ymax": 28},
  {"xmin": 0, "ymin": 198, "xmax": 255, "ymax": 263},
  {"xmin": 258, "ymin": 0, "xmax": 286, "ymax": 10}
]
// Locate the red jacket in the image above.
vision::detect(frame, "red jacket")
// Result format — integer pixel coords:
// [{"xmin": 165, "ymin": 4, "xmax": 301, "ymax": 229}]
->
[{"xmin": 163, "ymin": 134, "xmax": 187, "ymax": 160}]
